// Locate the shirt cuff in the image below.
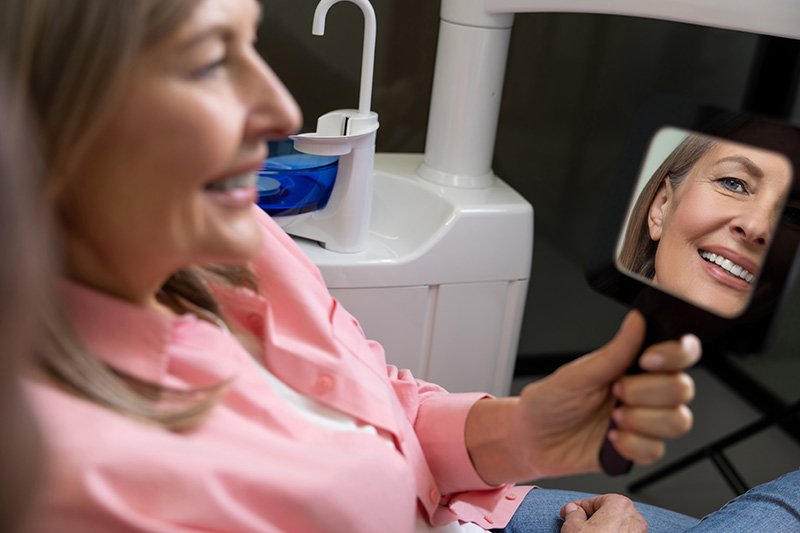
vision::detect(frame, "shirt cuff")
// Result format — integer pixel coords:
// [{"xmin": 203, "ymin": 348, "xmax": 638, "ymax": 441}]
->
[{"xmin": 415, "ymin": 391, "xmax": 498, "ymax": 495}]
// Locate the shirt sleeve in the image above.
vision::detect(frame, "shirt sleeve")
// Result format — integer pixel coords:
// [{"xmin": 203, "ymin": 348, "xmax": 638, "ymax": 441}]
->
[
  {"xmin": 251, "ymin": 208, "xmax": 525, "ymax": 526},
  {"xmin": 387, "ymin": 366, "xmax": 512, "ymax": 485}
]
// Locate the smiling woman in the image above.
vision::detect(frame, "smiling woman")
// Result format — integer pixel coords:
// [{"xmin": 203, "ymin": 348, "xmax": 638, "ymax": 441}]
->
[
  {"xmin": 53, "ymin": 0, "xmax": 300, "ymax": 308},
  {"xmin": 619, "ymin": 132, "xmax": 792, "ymax": 317},
  {"xmin": 0, "ymin": 0, "xmax": 715, "ymax": 532},
  {"xmin": 1, "ymin": 0, "xmax": 299, "ymax": 431}
]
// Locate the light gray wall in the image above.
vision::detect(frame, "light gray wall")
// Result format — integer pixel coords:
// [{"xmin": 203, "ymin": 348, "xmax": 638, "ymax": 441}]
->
[{"xmin": 258, "ymin": 2, "xmax": 799, "ymax": 380}]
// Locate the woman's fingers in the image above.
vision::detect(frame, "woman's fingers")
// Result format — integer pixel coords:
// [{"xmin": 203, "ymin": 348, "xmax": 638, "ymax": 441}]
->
[
  {"xmin": 560, "ymin": 494, "xmax": 648, "ymax": 532},
  {"xmin": 614, "ymin": 372, "xmax": 696, "ymax": 407},
  {"xmin": 603, "ymin": 333, "xmax": 698, "ymax": 467},
  {"xmin": 607, "ymin": 429, "xmax": 666, "ymax": 465},
  {"xmin": 613, "ymin": 404, "xmax": 694, "ymax": 439},
  {"xmin": 638, "ymin": 334, "xmax": 702, "ymax": 372},
  {"xmin": 560, "ymin": 501, "xmax": 588, "ymax": 521},
  {"xmin": 607, "ymin": 336, "xmax": 697, "ymax": 465}
]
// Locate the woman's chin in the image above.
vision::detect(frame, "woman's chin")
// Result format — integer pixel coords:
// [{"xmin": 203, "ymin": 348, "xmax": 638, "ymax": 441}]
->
[
  {"xmin": 707, "ymin": 297, "xmax": 748, "ymax": 318},
  {"xmin": 195, "ymin": 223, "xmax": 264, "ymax": 266}
]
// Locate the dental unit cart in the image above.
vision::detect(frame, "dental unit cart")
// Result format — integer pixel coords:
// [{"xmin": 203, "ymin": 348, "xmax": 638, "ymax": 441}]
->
[
  {"xmin": 263, "ymin": 0, "xmax": 799, "ymax": 396},
  {"xmin": 262, "ymin": 0, "xmax": 532, "ymax": 396}
]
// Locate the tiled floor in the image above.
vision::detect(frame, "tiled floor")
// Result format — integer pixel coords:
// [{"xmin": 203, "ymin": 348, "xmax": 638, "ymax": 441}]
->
[{"xmin": 511, "ymin": 367, "xmax": 800, "ymax": 519}]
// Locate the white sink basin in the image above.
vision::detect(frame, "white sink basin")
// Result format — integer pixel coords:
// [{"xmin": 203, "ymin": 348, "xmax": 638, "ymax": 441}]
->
[
  {"xmin": 293, "ymin": 152, "xmax": 532, "ymax": 288},
  {"xmin": 290, "ymin": 152, "xmax": 533, "ymax": 395}
]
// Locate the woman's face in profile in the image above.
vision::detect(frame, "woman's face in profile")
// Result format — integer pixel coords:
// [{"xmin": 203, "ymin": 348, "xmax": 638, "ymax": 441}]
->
[
  {"xmin": 53, "ymin": 0, "xmax": 301, "ymax": 304},
  {"xmin": 647, "ymin": 140, "xmax": 792, "ymax": 317}
]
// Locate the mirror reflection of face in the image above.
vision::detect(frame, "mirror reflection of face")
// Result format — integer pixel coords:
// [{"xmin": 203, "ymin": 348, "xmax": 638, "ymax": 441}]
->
[{"xmin": 647, "ymin": 140, "xmax": 792, "ymax": 317}]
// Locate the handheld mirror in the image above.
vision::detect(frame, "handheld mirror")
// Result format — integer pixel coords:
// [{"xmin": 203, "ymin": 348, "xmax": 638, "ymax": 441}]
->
[
  {"xmin": 618, "ymin": 127, "xmax": 792, "ymax": 319},
  {"xmin": 585, "ymin": 97, "xmax": 800, "ymax": 473}
]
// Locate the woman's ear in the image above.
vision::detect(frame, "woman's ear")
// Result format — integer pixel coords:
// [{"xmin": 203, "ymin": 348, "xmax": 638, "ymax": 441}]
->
[{"xmin": 648, "ymin": 180, "xmax": 670, "ymax": 241}]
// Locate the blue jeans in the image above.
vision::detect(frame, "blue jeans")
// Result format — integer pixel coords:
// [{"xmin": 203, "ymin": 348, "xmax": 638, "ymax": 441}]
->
[
  {"xmin": 689, "ymin": 469, "xmax": 800, "ymax": 532},
  {"xmin": 492, "ymin": 468, "xmax": 800, "ymax": 532}
]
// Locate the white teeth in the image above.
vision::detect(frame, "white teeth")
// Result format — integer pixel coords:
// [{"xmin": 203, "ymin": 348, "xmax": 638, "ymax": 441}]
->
[
  {"xmin": 699, "ymin": 251, "xmax": 755, "ymax": 284},
  {"xmin": 205, "ymin": 172, "xmax": 257, "ymax": 191}
]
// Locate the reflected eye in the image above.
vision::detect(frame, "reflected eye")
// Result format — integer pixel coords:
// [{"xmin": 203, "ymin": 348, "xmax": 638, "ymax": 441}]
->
[{"xmin": 718, "ymin": 177, "xmax": 749, "ymax": 194}]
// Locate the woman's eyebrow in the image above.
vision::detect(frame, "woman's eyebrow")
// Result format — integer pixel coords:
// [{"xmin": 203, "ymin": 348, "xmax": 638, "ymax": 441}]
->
[
  {"xmin": 713, "ymin": 156, "xmax": 764, "ymax": 178},
  {"xmin": 175, "ymin": 2, "xmax": 262, "ymax": 52},
  {"xmin": 177, "ymin": 25, "xmax": 232, "ymax": 52}
]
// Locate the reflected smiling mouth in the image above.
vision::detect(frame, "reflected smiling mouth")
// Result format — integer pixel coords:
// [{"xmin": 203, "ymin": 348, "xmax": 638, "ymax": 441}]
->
[{"xmin": 699, "ymin": 250, "xmax": 756, "ymax": 284}]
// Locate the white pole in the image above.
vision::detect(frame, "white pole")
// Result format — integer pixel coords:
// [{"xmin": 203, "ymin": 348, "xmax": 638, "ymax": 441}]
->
[{"xmin": 420, "ymin": 0, "xmax": 800, "ymax": 188}]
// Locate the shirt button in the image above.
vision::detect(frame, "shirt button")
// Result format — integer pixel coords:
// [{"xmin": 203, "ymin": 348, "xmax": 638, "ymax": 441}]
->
[
  {"xmin": 428, "ymin": 486, "xmax": 438, "ymax": 504},
  {"xmin": 483, "ymin": 515, "xmax": 494, "ymax": 525},
  {"xmin": 314, "ymin": 375, "xmax": 334, "ymax": 395},
  {"xmin": 505, "ymin": 493, "xmax": 517, "ymax": 501}
]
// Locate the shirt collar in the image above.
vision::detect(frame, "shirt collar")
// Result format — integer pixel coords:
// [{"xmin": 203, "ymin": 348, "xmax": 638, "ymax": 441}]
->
[{"xmin": 60, "ymin": 280, "xmax": 187, "ymax": 384}]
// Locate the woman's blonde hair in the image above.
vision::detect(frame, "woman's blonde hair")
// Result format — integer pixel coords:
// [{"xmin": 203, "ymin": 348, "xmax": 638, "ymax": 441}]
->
[
  {"xmin": 1, "ymin": 0, "xmax": 257, "ymax": 430},
  {"xmin": 618, "ymin": 133, "xmax": 717, "ymax": 279},
  {"xmin": 0, "ymin": 65, "xmax": 51, "ymax": 531}
]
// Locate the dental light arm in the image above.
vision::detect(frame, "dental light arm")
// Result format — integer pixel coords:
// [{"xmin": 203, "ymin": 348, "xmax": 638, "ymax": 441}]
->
[{"xmin": 419, "ymin": 0, "xmax": 800, "ymax": 188}]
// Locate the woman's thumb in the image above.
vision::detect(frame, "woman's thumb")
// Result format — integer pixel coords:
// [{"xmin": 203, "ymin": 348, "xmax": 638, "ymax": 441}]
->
[
  {"xmin": 561, "ymin": 501, "xmax": 588, "ymax": 529},
  {"xmin": 583, "ymin": 310, "xmax": 646, "ymax": 382},
  {"xmin": 561, "ymin": 501, "xmax": 586, "ymax": 519}
]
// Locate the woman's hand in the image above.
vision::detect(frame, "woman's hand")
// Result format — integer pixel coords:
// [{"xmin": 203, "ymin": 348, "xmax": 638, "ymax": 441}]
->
[
  {"xmin": 560, "ymin": 494, "xmax": 648, "ymax": 533},
  {"xmin": 465, "ymin": 310, "xmax": 701, "ymax": 484}
]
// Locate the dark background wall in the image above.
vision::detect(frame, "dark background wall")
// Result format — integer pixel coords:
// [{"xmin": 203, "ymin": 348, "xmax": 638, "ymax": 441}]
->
[{"xmin": 258, "ymin": 1, "xmax": 800, "ymax": 398}]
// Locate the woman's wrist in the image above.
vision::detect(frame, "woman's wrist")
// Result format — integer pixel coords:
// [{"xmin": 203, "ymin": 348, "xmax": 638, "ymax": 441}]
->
[{"xmin": 464, "ymin": 396, "xmax": 534, "ymax": 486}]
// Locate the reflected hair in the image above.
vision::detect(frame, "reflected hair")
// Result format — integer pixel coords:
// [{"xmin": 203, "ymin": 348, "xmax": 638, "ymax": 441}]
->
[
  {"xmin": 618, "ymin": 133, "xmax": 718, "ymax": 279},
  {"xmin": 0, "ymin": 0, "xmax": 257, "ymax": 431}
]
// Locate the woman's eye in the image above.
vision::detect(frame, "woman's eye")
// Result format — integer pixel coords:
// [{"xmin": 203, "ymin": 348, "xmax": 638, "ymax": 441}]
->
[
  {"xmin": 718, "ymin": 177, "xmax": 748, "ymax": 194},
  {"xmin": 190, "ymin": 57, "xmax": 228, "ymax": 79}
]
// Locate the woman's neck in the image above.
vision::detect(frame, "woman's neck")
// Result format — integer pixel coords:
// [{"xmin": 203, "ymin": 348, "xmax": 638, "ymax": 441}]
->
[{"xmin": 61, "ymin": 233, "xmax": 178, "ymax": 314}]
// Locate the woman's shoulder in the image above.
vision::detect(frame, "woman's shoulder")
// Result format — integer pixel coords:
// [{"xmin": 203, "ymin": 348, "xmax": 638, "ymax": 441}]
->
[
  {"xmin": 22, "ymin": 373, "xmax": 166, "ymax": 451},
  {"xmin": 20, "ymin": 374, "xmax": 230, "ymax": 531}
]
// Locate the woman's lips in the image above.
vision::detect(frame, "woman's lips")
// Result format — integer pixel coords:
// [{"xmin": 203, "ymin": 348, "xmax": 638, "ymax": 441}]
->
[
  {"xmin": 698, "ymin": 250, "xmax": 756, "ymax": 283},
  {"xmin": 205, "ymin": 185, "xmax": 257, "ymax": 208},
  {"xmin": 697, "ymin": 248, "xmax": 758, "ymax": 290},
  {"xmin": 203, "ymin": 172, "xmax": 259, "ymax": 209},
  {"xmin": 203, "ymin": 164, "xmax": 263, "ymax": 209}
]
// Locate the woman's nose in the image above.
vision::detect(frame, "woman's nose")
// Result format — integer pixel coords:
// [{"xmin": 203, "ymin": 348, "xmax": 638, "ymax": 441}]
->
[
  {"xmin": 732, "ymin": 207, "xmax": 774, "ymax": 247},
  {"xmin": 244, "ymin": 52, "xmax": 303, "ymax": 140}
]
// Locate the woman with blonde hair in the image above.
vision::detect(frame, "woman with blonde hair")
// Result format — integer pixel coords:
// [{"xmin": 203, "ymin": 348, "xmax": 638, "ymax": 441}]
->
[{"xmin": 0, "ymin": 0, "xmax": 720, "ymax": 531}]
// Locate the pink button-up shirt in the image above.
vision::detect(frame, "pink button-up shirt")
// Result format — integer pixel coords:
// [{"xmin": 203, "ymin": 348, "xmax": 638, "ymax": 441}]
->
[{"xmin": 24, "ymin": 208, "xmax": 529, "ymax": 532}]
